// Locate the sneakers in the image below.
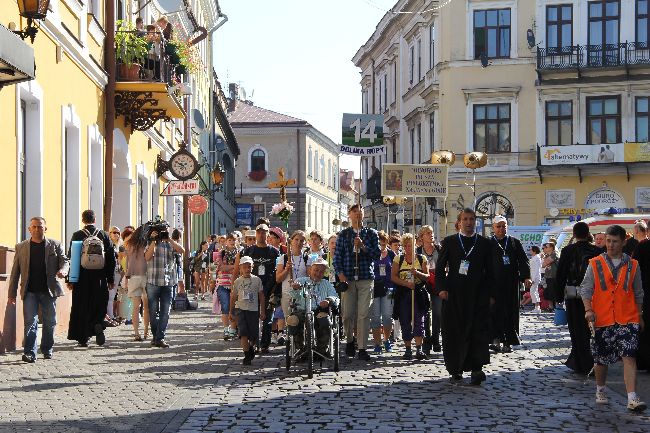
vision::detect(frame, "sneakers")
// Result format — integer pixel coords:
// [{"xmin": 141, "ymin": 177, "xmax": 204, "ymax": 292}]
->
[
  {"xmin": 373, "ymin": 344, "xmax": 382, "ymax": 354},
  {"xmin": 357, "ymin": 350, "xmax": 371, "ymax": 361},
  {"xmin": 223, "ymin": 327, "xmax": 232, "ymax": 341},
  {"xmin": 383, "ymin": 340, "xmax": 393, "ymax": 352},
  {"xmin": 415, "ymin": 349, "xmax": 428, "ymax": 361},
  {"xmin": 489, "ymin": 343, "xmax": 501, "ymax": 353},
  {"xmin": 155, "ymin": 340, "xmax": 170, "ymax": 348},
  {"xmin": 21, "ymin": 353, "xmax": 35, "ymax": 363},
  {"xmin": 627, "ymin": 397, "xmax": 647, "ymax": 412},
  {"xmin": 277, "ymin": 332, "xmax": 286, "ymax": 346},
  {"xmin": 402, "ymin": 348, "xmax": 413, "ymax": 360},
  {"xmin": 345, "ymin": 342, "xmax": 356, "ymax": 357},
  {"xmin": 271, "ymin": 333, "xmax": 278, "ymax": 345},
  {"xmin": 595, "ymin": 390, "xmax": 609, "ymax": 404},
  {"xmin": 533, "ymin": 307, "xmax": 542, "ymax": 313},
  {"xmin": 42, "ymin": 353, "xmax": 52, "ymax": 360}
]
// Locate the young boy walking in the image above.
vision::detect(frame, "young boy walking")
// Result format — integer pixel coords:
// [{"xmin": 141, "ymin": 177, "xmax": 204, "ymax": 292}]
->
[{"xmin": 230, "ymin": 256, "xmax": 265, "ymax": 365}]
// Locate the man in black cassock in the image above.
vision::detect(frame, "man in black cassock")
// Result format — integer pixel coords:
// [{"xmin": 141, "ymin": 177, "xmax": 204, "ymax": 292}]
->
[
  {"xmin": 555, "ymin": 221, "xmax": 600, "ymax": 374},
  {"xmin": 631, "ymin": 220, "xmax": 649, "ymax": 371},
  {"xmin": 436, "ymin": 208, "xmax": 494, "ymax": 386},
  {"xmin": 489, "ymin": 215, "xmax": 531, "ymax": 354},
  {"xmin": 67, "ymin": 210, "xmax": 115, "ymax": 347}
]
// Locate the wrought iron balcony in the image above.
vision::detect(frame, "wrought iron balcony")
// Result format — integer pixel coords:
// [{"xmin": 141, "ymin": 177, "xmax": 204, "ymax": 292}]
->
[
  {"xmin": 537, "ymin": 42, "xmax": 650, "ymax": 74},
  {"xmin": 114, "ymin": 30, "xmax": 185, "ymax": 132}
]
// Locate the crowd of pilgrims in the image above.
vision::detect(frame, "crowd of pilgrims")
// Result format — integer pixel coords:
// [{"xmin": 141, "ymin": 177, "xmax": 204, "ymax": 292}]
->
[{"xmin": 100, "ymin": 205, "xmax": 649, "ymax": 391}]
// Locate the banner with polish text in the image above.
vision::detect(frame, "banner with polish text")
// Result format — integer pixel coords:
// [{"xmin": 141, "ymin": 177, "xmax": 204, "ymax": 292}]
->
[{"xmin": 381, "ymin": 164, "xmax": 448, "ymax": 198}]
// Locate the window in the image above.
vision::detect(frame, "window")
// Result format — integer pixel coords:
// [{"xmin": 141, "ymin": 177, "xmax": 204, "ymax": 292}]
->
[
  {"xmin": 546, "ymin": 5, "xmax": 573, "ymax": 51},
  {"xmin": 638, "ymin": 0, "xmax": 649, "ymax": 45},
  {"xmin": 429, "ymin": 112, "xmax": 435, "ymax": 154},
  {"xmin": 416, "ymin": 123, "xmax": 422, "ymax": 163},
  {"xmin": 392, "ymin": 137, "xmax": 397, "ymax": 163},
  {"xmin": 327, "ymin": 160, "xmax": 332, "ymax": 187},
  {"xmin": 474, "ymin": 9, "xmax": 511, "ymax": 59},
  {"xmin": 409, "ymin": 128, "xmax": 415, "ymax": 163},
  {"xmin": 636, "ymin": 97, "xmax": 649, "ymax": 141},
  {"xmin": 314, "ymin": 150, "xmax": 319, "ymax": 181},
  {"xmin": 320, "ymin": 156, "xmax": 325, "ymax": 183},
  {"xmin": 251, "ymin": 149, "xmax": 265, "ymax": 172},
  {"xmin": 545, "ymin": 101, "xmax": 573, "ymax": 146},
  {"xmin": 429, "ymin": 25, "xmax": 435, "ymax": 69},
  {"xmin": 393, "ymin": 62, "xmax": 397, "ymax": 102},
  {"xmin": 587, "ymin": 96, "xmax": 621, "ymax": 144},
  {"xmin": 383, "ymin": 74, "xmax": 388, "ymax": 111},
  {"xmin": 473, "ymin": 103, "xmax": 511, "ymax": 153},
  {"xmin": 588, "ymin": 0, "xmax": 620, "ymax": 66},
  {"xmin": 333, "ymin": 163, "xmax": 338, "ymax": 189},
  {"xmin": 307, "ymin": 147, "xmax": 313, "ymax": 177},
  {"xmin": 409, "ymin": 45, "xmax": 414, "ymax": 85},
  {"xmin": 378, "ymin": 77, "xmax": 382, "ymax": 112},
  {"xmin": 417, "ymin": 39, "xmax": 422, "ymax": 81}
]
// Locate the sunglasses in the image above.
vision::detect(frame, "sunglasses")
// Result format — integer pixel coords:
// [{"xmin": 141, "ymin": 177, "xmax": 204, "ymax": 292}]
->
[{"xmin": 111, "ymin": 231, "xmax": 120, "ymax": 234}]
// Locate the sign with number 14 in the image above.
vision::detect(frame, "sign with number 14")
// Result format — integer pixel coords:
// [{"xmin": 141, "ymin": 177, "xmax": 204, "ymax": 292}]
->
[{"xmin": 341, "ymin": 113, "xmax": 385, "ymax": 156}]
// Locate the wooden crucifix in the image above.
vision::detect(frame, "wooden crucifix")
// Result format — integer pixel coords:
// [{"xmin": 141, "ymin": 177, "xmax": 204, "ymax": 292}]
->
[{"xmin": 267, "ymin": 167, "xmax": 296, "ymax": 202}]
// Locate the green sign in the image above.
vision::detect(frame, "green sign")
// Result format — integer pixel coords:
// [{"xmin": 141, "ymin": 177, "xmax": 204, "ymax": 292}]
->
[{"xmin": 341, "ymin": 113, "xmax": 385, "ymax": 156}]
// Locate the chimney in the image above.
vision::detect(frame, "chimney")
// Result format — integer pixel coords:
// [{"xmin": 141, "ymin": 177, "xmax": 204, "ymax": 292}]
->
[{"xmin": 227, "ymin": 83, "xmax": 240, "ymax": 113}]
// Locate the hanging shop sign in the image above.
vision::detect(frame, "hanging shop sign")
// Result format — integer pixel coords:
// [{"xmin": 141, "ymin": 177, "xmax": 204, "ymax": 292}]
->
[
  {"xmin": 160, "ymin": 179, "xmax": 200, "ymax": 196},
  {"xmin": 188, "ymin": 195, "xmax": 208, "ymax": 214},
  {"xmin": 380, "ymin": 164, "xmax": 448, "ymax": 197}
]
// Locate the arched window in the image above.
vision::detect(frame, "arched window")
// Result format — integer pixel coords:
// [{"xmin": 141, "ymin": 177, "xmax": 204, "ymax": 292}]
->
[
  {"xmin": 308, "ymin": 147, "xmax": 313, "ymax": 177},
  {"xmin": 251, "ymin": 149, "xmax": 265, "ymax": 172},
  {"xmin": 327, "ymin": 160, "xmax": 332, "ymax": 187},
  {"xmin": 314, "ymin": 150, "xmax": 319, "ymax": 181},
  {"xmin": 320, "ymin": 156, "xmax": 325, "ymax": 183}
]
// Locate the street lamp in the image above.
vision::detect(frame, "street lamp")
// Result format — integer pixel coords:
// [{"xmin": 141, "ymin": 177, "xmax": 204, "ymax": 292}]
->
[{"xmin": 15, "ymin": 0, "xmax": 50, "ymax": 43}]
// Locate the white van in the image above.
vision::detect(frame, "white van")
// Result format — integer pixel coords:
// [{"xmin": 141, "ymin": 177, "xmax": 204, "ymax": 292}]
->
[{"xmin": 551, "ymin": 213, "xmax": 650, "ymax": 252}]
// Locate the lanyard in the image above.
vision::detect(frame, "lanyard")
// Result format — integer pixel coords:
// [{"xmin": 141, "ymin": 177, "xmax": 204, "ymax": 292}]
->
[
  {"xmin": 458, "ymin": 233, "xmax": 478, "ymax": 259},
  {"xmin": 292, "ymin": 255, "xmax": 303, "ymax": 280},
  {"xmin": 492, "ymin": 235, "xmax": 509, "ymax": 256}
]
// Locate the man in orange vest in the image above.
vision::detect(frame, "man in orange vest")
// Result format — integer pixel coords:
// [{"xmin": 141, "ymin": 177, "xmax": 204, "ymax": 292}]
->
[{"xmin": 579, "ymin": 225, "xmax": 646, "ymax": 412}]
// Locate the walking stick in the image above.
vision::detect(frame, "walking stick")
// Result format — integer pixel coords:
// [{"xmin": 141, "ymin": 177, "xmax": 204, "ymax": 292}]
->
[{"xmin": 411, "ymin": 195, "xmax": 416, "ymax": 331}]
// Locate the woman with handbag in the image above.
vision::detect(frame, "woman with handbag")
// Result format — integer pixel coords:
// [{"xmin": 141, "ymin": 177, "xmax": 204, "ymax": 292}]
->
[{"xmin": 391, "ymin": 233, "xmax": 429, "ymax": 360}]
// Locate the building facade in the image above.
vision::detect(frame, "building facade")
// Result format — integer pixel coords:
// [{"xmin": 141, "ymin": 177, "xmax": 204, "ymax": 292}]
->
[
  {"xmin": 353, "ymin": 0, "xmax": 650, "ymax": 237},
  {"xmin": 228, "ymin": 87, "xmax": 340, "ymax": 235}
]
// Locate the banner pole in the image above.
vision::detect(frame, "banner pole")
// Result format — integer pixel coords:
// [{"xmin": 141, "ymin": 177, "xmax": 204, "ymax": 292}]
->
[{"xmin": 411, "ymin": 194, "xmax": 416, "ymax": 331}]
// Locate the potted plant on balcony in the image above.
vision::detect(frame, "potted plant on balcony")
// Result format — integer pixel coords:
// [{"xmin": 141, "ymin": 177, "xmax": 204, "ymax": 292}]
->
[
  {"xmin": 115, "ymin": 20, "xmax": 149, "ymax": 80},
  {"xmin": 167, "ymin": 30, "xmax": 202, "ymax": 78}
]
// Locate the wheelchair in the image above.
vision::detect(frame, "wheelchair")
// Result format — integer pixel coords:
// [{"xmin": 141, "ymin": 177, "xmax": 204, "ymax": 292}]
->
[{"xmin": 284, "ymin": 281, "xmax": 340, "ymax": 378}]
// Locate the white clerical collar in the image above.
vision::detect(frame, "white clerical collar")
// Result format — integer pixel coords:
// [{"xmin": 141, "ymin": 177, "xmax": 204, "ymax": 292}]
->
[{"xmin": 460, "ymin": 231, "xmax": 476, "ymax": 238}]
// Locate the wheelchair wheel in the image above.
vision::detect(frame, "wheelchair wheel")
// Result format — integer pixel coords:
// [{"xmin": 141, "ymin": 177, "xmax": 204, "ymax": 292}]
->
[
  {"xmin": 333, "ymin": 313, "xmax": 340, "ymax": 372},
  {"xmin": 285, "ymin": 334, "xmax": 291, "ymax": 371},
  {"xmin": 305, "ymin": 314, "xmax": 314, "ymax": 379}
]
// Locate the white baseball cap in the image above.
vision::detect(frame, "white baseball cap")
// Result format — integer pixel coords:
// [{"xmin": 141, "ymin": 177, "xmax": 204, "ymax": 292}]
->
[
  {"xmin": 245, "ymin": 230, "xmax": 256, "ymax": 238},
  {"xmin": 239, "ymin": 256, "xmax": 254, "ymax": 266},
  {"xmin": 256, "ymin": 223, "xmax": 270, "ymax": 232},
  {"xmin": 493, "ymin": 215, "xmax": 507, "ymax": 224},
  {"xmin": 310, "ymin": 257, "xmax": 328, "ymax": 268}
]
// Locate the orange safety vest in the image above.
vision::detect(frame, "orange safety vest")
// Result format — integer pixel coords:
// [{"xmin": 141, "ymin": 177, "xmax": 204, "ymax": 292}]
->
[{"xmin": 590, "ymin": 255, "xmax": 639, "ymax": 328}]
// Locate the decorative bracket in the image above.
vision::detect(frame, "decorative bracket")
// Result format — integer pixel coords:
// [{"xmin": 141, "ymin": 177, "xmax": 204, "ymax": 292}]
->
[{"xmin": 114, "ymin": 90, "xmax": 171, "ymax": 132}]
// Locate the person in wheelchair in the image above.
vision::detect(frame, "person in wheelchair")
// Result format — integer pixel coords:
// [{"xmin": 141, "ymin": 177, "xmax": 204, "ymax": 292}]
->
[{"xmin": 287, "ymin": 257, "xmax": 340, "ymax": 359}]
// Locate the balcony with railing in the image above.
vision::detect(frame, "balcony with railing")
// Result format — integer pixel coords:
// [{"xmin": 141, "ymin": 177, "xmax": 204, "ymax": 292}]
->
[
  {"xmin": 114, "ymin": 29, "xmax": 185, "ymax": 132},
  {"xmin": 537, "ymin": 42, "xmax": 650, "ymax": 81}
]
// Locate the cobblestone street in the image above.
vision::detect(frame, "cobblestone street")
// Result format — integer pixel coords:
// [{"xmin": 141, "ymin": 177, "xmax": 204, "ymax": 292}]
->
[{"xmin": 1, "ymin": 302, "xmax": 649, "ymax": 433}]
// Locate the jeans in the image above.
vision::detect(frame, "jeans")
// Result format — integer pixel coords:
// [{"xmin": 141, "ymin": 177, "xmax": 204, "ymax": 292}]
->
[
  {"xmin": 23, "ymin": 291, "xmax": 57, "ymax": 357},
  {"xmin": 369, "ymin": 295, "xmax": 393, "ymax": 329},
  {"xmin": 146, "ymin": 284, "xmax": 173, "ymax": 343}
]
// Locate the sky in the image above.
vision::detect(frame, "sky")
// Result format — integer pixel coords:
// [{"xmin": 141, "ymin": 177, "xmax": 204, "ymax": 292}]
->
[{"xmin": 213, "ymin": 0, "xmax": 396, "ymax": 176}]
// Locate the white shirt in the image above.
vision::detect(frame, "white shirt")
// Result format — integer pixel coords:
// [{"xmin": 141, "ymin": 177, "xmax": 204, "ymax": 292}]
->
[{"xmin": 530, "ymin": 254, "xmax": 542, "ymax": 285}]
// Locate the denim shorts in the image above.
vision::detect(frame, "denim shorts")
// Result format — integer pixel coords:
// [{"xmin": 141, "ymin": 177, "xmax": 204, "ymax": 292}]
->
[
  {"xmin": 591, "ymin": 323, "xmax": 640, "ymax": 365},
  {"xmin": 216, "ymin": 286, "xmax": 231, "ymax": 315}
]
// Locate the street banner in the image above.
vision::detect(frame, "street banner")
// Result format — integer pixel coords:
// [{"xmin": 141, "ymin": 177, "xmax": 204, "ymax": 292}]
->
[
  {"xmin": 161, "ymin": 179, "xmax": 200, "ymax": 196},
  {"xmin": 381, "ymin": 164, "xmax": 448, "ymax": 197},
  {"xmin": 540, "ymin": 142, "xmax": 650, "ymax": 165},
  {"xmin": 341, "ymin": 113, "xmax": 385, "ymax": 156},
  {"xmin": 507, "ymin": 226, "xmax": 549, "ymax": 257}
]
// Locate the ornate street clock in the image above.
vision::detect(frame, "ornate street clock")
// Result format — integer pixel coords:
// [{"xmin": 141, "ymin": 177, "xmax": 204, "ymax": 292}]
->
[{"xmin": 155, "ymin": 146, "xmax": 201, "ymax": 181}]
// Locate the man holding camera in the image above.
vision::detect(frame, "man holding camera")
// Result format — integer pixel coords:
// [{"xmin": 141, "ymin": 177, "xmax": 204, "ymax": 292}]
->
[{"xmin": 144, "ymin": 220, "xmax": 185, "ymax": 348}]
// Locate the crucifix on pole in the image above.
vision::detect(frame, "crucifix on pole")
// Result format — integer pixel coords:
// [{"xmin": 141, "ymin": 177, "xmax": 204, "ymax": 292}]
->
[{"xmin": 267, "ymin": 167, "xmax": 296, "ymax": 202}]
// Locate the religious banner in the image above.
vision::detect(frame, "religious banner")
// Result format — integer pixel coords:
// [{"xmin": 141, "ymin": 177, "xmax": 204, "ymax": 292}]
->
[
  {"xmin": 341, "ymin": 113, "xmax": 385, "ymax": 156},
  {"xmin": 381, "ymin": 164, "xmax": 448, "ymax": 197}
]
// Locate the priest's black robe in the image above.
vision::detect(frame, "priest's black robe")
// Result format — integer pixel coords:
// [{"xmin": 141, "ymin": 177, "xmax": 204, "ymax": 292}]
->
[
  {"xmin": 67, "ymin": 225, "xmax": 115, "ymax": 344},
  {"xmin": 633, "ymin": 239, "xmax": 650, "ymax": 370},
  {"xmin": 489, "ymin": 235, "xmax": 530, "ymax": 346},
  {"xmin": 435, "ymin": 233, "xmax": 494, "ymax": 375}
]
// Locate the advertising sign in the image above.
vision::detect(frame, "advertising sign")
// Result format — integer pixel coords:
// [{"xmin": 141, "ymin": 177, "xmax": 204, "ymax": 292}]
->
[
  {"xmin": 161, "ymin": 179, "xmax": 200, "ymax": 196},
  {"xmin": 188, "ymin": 195, "xmax": 208, "ymax": 214},
  {"xmin": 507, "ymin": 226, "xmax": 549, "ymax": 257},
  {"xmin": 381, "ymin": 164, "xmax": 448, "ymax": 197},
  {"xmin": 540, "ymin": 142, "xmax": 650, "ymax": 166},
  {"xmin": 236, "ymin": 204, "xmax": 253, "ymax": 226},
  {"xmin": 341, "ymin": 113, "xmax": 385, "ymax": 156}
]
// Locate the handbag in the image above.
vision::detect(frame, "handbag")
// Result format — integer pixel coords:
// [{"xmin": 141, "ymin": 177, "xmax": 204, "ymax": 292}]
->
[
  {"xmin": 415, "ymin": 283, "xmax": 430, "ymax": 310},
  {"xmin": 564, "ymin": 285, "xmax": 580, "ymax": 300}
]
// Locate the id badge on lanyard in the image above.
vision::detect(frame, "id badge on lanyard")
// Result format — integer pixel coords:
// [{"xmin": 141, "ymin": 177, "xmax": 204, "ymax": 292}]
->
[
  {"xmin": 458, "ymin": 233, "xmax": 477, "ymax": 276},
  {"xmin": 502, "ymin": 255, "xmax": 511, "ymax": 265},
  {"xmin": 459, "ymin": 260, "xmax": 470, "ymax": 275},
  {"xmin": 379, "ymin": 264, "xmax": 387, "ymax": 277},
  {"xmin": 258, "ymin": 263, "xmax": 266, "ymax": 276}
]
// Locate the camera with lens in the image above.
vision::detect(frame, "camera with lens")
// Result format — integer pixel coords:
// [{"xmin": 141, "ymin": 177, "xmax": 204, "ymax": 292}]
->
[{"xmin": 146, "ymin": 216, "xmax": 170, "ymax": 242}]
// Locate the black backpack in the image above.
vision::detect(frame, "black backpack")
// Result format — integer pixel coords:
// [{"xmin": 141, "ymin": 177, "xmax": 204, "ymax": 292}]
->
[{"xmin": 567, "ymin": 244, "xmax": 601, "ymax": 287}]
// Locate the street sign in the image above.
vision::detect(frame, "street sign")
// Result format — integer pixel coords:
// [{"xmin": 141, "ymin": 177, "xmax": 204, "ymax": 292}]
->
[
  {"xmin": 236, "ymin": 204, "xmax": 253, "ymax": 226},
  {"xmin": 381, "ymin": 164, "xmax": 449, "ymax": 198},
  {"xmin": 161, "ymin": 179, "xmax": 200, "ymax": 196},
  {"xmin": 341, "ymin": 113, "xmax": 385, "ymax": 156}
]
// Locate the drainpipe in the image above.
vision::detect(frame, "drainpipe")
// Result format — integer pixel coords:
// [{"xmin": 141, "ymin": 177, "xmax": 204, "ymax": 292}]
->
[
  {"xmin": 296, "ymin": 128, "xmax": 301, "ymax": 231},
  {"xmin": 183, "ymin": 96, "xmax": 191, "ymax": 293},
  {"xmin": 103, "ymin": 0, "xmax": 116, "ymax": 231}
]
